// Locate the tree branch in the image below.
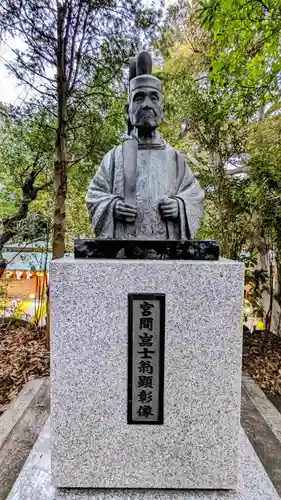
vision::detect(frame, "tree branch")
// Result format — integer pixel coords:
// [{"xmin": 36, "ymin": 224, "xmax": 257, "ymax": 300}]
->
[
  {"xmin": 36, "ymin": 179, "xmax": 53, "ymax": 191},
  {"xmin": 68, "ymin": 3, "xmax": 91, "ymax": 95},
  {"xmin": 67, "ymin": 0, "xmax": 82, "ymax": 87},
  {"xmin": 225, "ymin": 165, "xmax": 249, "ymax": 175},
  {"xmin": 254, "ymin": 0, "xmax": 270, "ymax": 13},
  {"xmin": 0, "ymin": 171, "xmax": 52, "ymax": 256},
  {"xmin": 6, "ymin": 63, "xmax": 55, "ymax": 99}
]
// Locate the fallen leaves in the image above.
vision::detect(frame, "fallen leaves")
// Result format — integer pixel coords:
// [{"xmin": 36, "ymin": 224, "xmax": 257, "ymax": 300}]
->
[
  {"xmin": 243, "ymin": 330, "xmax": 281, "ymax": 396},
  {"xmin": 0, "ymin": 321, "xmax": 50, "ymax": 415}
]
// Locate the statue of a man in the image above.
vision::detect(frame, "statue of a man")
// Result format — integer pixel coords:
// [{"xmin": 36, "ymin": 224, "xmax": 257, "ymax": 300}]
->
[{"xmin": 86, "ymin": 51, "xmax": 204, "ymax": 240}]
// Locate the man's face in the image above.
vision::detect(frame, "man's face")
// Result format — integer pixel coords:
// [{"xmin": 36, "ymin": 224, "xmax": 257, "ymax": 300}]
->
[{"xmin": 129, "ymin": 87, "xmax": 164, "ymax": 131}]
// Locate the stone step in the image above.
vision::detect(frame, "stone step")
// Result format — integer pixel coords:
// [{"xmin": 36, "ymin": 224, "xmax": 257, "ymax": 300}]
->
[
  {"xmin": 241, "ymin": 372, "xmax": 281, "ymax": 496},
  {"xmin": 0, "ymin": 377, "xmax": 50, "ymax": 500},
  {"xmin": 242, "ymin": 371, "xmax": 281, "ymax": 442},
  {"xmin": 0, "ymin": 378, "xmax": 45, "ymax": 450},
  {"xmin": 1, "ymin": 373, "xmax": 281, "ymax": 499}
]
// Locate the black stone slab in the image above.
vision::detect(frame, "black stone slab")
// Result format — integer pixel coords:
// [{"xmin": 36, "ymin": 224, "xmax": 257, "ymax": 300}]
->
[{"xmin": 74, "ymin": 239, "xmax": 219, "ymax": 260}]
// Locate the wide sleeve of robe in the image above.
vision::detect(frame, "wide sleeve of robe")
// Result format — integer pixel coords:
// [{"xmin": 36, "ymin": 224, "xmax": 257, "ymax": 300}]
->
[
  {"xmin": 86, "ymin": 148, "xmax": 122, "ymax": 238},
  {"xmin": 173, "ymin": 155, "xmax": 205, "ymax": 239}
]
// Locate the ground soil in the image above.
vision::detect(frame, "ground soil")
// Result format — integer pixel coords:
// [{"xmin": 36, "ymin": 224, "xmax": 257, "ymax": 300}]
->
[
  {"xmin": 243, "ymin": 330, "xmax": 281, "ymax": 398},
  {"xmin": 0, "ymin": 322, "xmax": 50, "ymax": 415}
]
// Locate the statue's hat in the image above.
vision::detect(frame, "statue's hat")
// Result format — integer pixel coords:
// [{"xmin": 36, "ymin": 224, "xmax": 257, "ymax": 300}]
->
[{"xmin": 129, "ymin": 51, "xmax": 161, "ymax": 94}]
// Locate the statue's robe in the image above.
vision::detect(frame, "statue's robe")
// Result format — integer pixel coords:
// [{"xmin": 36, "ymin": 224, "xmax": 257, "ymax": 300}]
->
[{"xmin": 86, "ymin": 136, "xmax": 204, "ymax": 240}]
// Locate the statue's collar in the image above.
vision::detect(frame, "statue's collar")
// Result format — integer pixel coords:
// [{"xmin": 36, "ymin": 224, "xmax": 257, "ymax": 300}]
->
[{"xmin": 131, "ymin": 130, "xmax": 166, "ymax": 150}]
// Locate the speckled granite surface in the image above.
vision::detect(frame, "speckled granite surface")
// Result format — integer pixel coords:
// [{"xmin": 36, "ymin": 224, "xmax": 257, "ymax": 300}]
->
[
  {"xmin": 50, "ymin": 258, "xmax": 244, "ymax": 489},
  {"xmin": 7, "ymin": 420, "xmax": 280, "ymax": 500}
]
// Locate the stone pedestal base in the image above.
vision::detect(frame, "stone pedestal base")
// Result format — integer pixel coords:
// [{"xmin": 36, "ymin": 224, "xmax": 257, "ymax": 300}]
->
[
  {"xmin": 50, "ymin": 258, "xmax": 244, "ymax": 489},
  {"xmin": 7, "ymin": 421, "xmax": 280, "ymax": 500}
]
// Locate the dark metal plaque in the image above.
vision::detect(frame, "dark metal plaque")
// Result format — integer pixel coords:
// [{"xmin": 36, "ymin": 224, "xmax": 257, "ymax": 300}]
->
[{"xmin": 128, "ymin": 294, "xmax": 165, "ymax": 424}]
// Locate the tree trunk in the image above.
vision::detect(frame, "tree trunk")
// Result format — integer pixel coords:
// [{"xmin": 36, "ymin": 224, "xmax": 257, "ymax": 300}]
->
[
  {"xmin": 53, "ymin": 149, "xmax": 67, "ymax": 258},
  {"xmin": 274, "ymin": 222, "xmax": 281, "ymax": 337},
  {"xmin": 53, "ymin": 3, "xmax": 68, "ymax": 259},
  {"xmin": 262, "ymin": 259, "xmax": 273, "ymax": 352}
]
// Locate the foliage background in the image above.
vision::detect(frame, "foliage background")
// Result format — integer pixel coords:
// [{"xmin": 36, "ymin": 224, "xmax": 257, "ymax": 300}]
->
[{"xmin": 1, "ymin": 0, "xmax": 281, "ymax": 332}]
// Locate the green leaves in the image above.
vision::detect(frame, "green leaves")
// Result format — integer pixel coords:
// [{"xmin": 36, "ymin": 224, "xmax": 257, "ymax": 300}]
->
[
  {"xmin": 199, "ymin": 0, "xmax": 221, "ymax": 29},
  {"xmin": 0, "ymin": 107, "xmax": 54, "ymax": 260},
  {"xmin": 200, "ymin": 0, "xmax": 281, "ymax": 107}
]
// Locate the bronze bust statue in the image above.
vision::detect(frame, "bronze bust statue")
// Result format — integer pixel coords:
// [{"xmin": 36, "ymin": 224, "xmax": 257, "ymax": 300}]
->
[{"xmin": 86, "ymin": 51, "xmax": 204, "ymax": 240}]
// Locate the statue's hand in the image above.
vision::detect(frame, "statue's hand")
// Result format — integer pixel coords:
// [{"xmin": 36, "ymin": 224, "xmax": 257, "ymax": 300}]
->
[
  {"xmin": 114, "ymin": 200, "xmax": 138, "ymax": 223},
  {"xmin": 159, "ymin": 197, "xmax": 179, "ymax": 220}
]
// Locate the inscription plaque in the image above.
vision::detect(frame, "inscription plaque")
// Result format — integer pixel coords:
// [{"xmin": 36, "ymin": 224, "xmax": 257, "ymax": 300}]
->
[{"xmin": 128, "ymin": 294, "xmax": 165, "ymax": 424}]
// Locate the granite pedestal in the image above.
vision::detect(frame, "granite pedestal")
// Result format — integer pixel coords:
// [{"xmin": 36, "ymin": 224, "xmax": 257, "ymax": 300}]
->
[
  {"xmin": 50, "ymin": 257, "xmax": 244, "ymax": 489},
  {"xmin": 7, "ymin": 419, "xmax": 280, "ymax": 500}
]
